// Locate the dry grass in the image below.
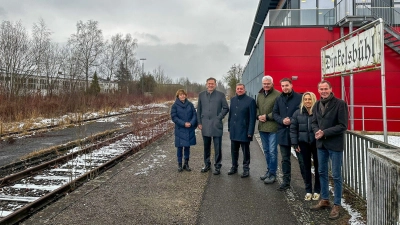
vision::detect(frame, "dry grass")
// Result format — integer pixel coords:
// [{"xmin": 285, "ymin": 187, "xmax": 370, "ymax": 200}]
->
[{"xmin": 0, "ymin": 91, "xmax": 163, "ymax": 135}]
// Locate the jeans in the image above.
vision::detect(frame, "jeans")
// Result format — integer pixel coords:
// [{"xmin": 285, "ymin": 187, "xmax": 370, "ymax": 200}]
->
[
  {"xmin": 280, "ymin": 145, "xmax": 292, "ymax": 184},
  {"xmin": 318, "ymin": 148, "xmax": 343, "ymax": 206},
  {"xmin": 177, "ymin": 147, "xmax": 190, "ymax": 164},
  {"xmin": 259, "ymin": 132, "xmax": 277, "ymax": 175},
  {"xmin": 299, "ymin": 142, "xmax": 320, "ymax": 194},
  {"xmin": 230, "ymin": 140, "xmax": 250, "ymax": 171},
  {"xmin": 203, "ymin": 136, "xmax": 222, "ymax": 169}
]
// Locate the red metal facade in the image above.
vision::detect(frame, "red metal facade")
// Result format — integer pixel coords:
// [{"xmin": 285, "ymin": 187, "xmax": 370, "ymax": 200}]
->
[{"xmin": 264, "ymin": 27, "xmax": 400, "ymax": 132}]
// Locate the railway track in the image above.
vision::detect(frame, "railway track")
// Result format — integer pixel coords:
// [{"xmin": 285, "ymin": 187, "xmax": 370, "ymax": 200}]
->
[
  {"xmin": 0, "ymin": 107, "xmax": 174, "ymax": 224},
  {"xmin": 0, "ymin": 104, "xmax": 166, "ymax": 139},
  {"xmin": 0, "ymin": 105, "xmax": 169, "ymax": 177}
]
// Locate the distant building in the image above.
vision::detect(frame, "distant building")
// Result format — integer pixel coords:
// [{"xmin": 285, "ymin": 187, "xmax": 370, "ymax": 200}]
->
[{"xmin": 0, "ymin": 72, "xmax": 118, "ymax": 95}]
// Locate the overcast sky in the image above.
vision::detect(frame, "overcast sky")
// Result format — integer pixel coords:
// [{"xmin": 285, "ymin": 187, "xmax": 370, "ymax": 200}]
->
[{"xmin": 0, "ymin": 0, "xmax": 258, "ymax": 84}]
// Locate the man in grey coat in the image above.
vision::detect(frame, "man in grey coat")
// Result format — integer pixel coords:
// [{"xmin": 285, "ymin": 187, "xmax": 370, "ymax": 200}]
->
[{"xmin": 197, "ymin": 77, "xmax": 229, "ymax": 175}]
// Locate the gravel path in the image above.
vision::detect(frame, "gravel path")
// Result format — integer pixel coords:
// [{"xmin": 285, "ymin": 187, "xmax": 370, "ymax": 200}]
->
[{"xmin": 22, "ymin": 130, "xmax": 208, "ymax": 224}]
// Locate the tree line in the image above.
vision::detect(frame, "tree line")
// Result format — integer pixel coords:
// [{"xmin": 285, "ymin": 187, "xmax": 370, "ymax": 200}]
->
[{"xmin": 0, "ymin": 17, "xmax": 244, "ymax": 123}]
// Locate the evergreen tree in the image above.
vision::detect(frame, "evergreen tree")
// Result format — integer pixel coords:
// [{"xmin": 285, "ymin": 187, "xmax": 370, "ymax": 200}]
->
[
  {"xmin": 115, "ymin": 61, "xmax": 132, "ymax": 93},
  {"xmin": 88, "ymin": 71, "xmax": 101, "ymax": 95}
]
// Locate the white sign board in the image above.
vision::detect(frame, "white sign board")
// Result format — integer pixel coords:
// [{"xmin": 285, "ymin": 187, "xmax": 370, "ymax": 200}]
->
[{"xmin": 322, "ymin": 23, "xmax": 382, "ymax": 75}]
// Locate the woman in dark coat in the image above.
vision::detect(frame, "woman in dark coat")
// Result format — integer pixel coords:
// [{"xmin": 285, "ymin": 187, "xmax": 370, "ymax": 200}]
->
[
  {"xmin": 171, "ymin": 89, "xmax": 197, "ymax": 172},
  {"xmin": 290, "ymin": 92, "xmax": 320, "ymax": 201}
]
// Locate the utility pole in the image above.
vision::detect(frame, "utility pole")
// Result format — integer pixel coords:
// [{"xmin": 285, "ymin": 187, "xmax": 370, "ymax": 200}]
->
[{"xmin": 140, "ymin": 58, "xmax": 146, "ymax": 94}]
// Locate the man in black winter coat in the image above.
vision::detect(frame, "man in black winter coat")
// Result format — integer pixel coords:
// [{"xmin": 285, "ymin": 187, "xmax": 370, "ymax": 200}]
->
[{"xmin": 273, "ymin": 78, "xmax": 302, "ymax": 191}]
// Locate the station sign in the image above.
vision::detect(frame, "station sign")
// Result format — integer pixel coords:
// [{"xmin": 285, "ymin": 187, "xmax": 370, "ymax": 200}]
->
[{"xmin": 322, "ymin": 23, "xmax": 382, "ymax": 75}]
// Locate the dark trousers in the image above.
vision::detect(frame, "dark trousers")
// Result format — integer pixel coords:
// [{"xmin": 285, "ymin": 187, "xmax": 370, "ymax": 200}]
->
[
  {"xmin": 230, "ymin": 140, "xmax": 250, "ymax": 171},
  {"xmin": 203, "ymin": 136, "xmax": 222, "ymax": 169},
  {"xmin": 280, "ymin": 144, "xmax": 306, "ymax": 185},
  {"xmin": 299, "ymin": 142, "xmax": 320, "ymax": 194},
  {"xmin": 280, "ymin": 145, "xmax": 291, "ymax": 184},
  {"xmin": 177, "ymin": 147, "xmax": 190, "ymax": 164}
]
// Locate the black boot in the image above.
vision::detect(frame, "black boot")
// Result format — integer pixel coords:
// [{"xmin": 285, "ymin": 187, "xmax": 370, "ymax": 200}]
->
[
  {"xmin": 241, "ymin": 170, "xmax": 250, "ymax": 178},
  {"xmin": 178, "ymin": 163, "xmax": 183, "ymax": 172},
  {"xmin": 227, "ymin": 166, "xmax": 238, "ymax": 175},
  {"xmin": 183, "ymin": 159, "xmax": 191, "ymax": 171}
]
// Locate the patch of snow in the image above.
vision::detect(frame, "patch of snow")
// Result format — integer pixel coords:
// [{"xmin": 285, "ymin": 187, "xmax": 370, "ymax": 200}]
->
[{"xmin": 365, "ymin": 135, "xmax": 400, "ymax": 147}]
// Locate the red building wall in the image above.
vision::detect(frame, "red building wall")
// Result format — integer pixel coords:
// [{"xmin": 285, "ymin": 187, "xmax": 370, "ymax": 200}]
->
[{"xmin": 264, "ymin": 26, "xmax": 400, "ymax": 132}]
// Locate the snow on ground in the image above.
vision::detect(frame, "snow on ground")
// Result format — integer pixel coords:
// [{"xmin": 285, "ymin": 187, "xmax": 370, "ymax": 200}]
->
[
  {"xmin": 365, "ymin": 135, "xmax": 400, "ymax": 147},
  {"xmin": 8, "ymin": 101, "xmax": 399, "ymax": 224}
]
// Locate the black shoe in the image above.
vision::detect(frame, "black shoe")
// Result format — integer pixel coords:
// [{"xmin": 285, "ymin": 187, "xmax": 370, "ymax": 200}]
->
[
  {"xmin": 201, "ymin": 166, "xmax": 211, "ymax": 173},
  {"xmin": 183, "ymin": 164, "xmax": 191, "ymax": 171},
  {"xmin": 178, "ymin": 163, "xmax": 183, "ymax": 172},
  {"xmin": 213, "ymin": 168, "xmax": 221, "ymax": 175},
  {"xmin": 277, "ymin": 183, "xmax": 290, "ymax": 191},
  {"xmin": 227, "ymin": 167, "xmax": 237, "ymax": 175},
  {"xmin": 241, "ymin": 170, "xmax": 249, "ymax": 178}
]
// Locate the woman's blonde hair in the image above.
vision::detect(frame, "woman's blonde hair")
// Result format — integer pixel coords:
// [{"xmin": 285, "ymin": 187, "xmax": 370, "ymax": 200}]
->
[
  {"xmin": 299, "ymin": 92, "xmax": 317, "ymax": 114},
  {"xmin": 175, "ymin": 89, "xmax": 187, "ymax": 98}
]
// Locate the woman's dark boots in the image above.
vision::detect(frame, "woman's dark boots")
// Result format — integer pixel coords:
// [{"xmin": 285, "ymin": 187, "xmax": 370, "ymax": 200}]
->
[
  {"xmin": 183, "ymin": 159, "xmax": 191, "ymax": 171},
  {"xmin": 178, "ymin": 163, "xmax": 183, "ymax": 172}
]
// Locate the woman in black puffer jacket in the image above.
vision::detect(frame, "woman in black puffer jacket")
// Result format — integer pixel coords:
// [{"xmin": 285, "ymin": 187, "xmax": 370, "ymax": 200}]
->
[{"xmin": 290, "ymin": 92, "xmax": 320, "ymax": 201}]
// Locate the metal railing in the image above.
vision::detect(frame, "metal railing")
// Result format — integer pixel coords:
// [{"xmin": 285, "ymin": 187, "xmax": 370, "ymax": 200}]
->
[
  {"xmin": 347, "ymin": 105, "xmax": 400, "ymax": 132},
  {"xmin": 343, "ymin": 130, "xmax": 398, "ymax": 201},
  {"xmin": 355, "ymin": 0, "xmax": 400, "ymax": 30},
  {"xmin": 268, "ymin": 8, "xmax": 333, "ymax": 26},
  {"xmin": 324, "ymin": 0, "xmax": 400, "ymax": 32}
]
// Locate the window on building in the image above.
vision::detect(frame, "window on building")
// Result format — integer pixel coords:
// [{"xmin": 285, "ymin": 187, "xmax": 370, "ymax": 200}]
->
[
  {"xmin": 395, "ymin": 0, "xmax": 400, "ymax": 8},
  {"xmin": 297, "ymin": 0, "xmax": 334, "ymax": 25}
]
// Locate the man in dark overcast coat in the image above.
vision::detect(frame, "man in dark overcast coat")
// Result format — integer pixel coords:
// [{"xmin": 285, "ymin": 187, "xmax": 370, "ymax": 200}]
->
[{"xmin": 227, "ymin": 83, "xmax": 256, "ymax": 178}]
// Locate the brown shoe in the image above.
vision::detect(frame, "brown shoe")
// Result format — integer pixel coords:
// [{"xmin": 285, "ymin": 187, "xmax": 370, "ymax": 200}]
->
[
  {"xmin": 329, "ymin": 205, "xmax": 341, "ymax": 220},
  {"xmin": 310, "ymin": 199, "xmax": 331, "ymax": 211}
]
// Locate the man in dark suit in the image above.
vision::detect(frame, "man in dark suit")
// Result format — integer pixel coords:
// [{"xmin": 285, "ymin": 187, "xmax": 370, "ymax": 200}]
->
[
  {"xmin": 197, "ymin": 77, "xmax": 229, "ymax": 175},
  {"xmin": 227, "ymin": 83, "xmax": 256, "ymax": 178}
]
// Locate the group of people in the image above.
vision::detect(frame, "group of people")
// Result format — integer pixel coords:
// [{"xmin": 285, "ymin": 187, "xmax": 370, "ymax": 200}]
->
[{"xmin": 170, "ymin": 76, "xmax": 348, "ymax": 220}]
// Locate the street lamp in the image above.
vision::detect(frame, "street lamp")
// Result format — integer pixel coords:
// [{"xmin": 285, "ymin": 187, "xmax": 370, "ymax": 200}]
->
[{"xmin": 140, "ymin": 58, "xmax": 146, "ymax": 93}]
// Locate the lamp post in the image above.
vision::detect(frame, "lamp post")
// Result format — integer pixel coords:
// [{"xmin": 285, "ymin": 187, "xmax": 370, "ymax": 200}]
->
[{"xmin": 140, "ymin": 58, "xmax": 146, "ymax": 93}]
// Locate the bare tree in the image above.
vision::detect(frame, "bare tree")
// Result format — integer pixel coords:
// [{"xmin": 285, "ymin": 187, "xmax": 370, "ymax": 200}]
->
[
  {"xmin": 153, "ymin": 66, "xmax": 172, "ymax": 84},
  {"xmin": 128, "ymin": 58, "xmax": 141, "ymax": 81},
  {"xmin": 0, "ymin": 20, "xmax": 34, "ymax": 97},
  {"xmin": 223, "ymin": 64, "xmax": 243, "ymax": 97},
  {"xmin": 60, "ymin": 43, "xmax": 85, "ymax": 92},
  {"xmin": 120, "ymin": 34, "xmax": 137, "ymax": 67},
  {"xmin": 41, "ymin": 43, "xmax": 64, "ymax": 96},
  {"xmin": 120, "ymin": 34, "xmax": 139, "ymax": 81},
  {"xmin": 100, "ymin": 33, "xmax": 122, "ymax": 81},
  {"xmin": 30, "ymin": 19, "xmax": 64, "ymax": 96},
  {"xmin": 68, "ymin": 20, "xmax": 104, "ymax": 89},
  {"xmin": 31, "ymin": 18, "xmax": 52, "ymax": 75}
]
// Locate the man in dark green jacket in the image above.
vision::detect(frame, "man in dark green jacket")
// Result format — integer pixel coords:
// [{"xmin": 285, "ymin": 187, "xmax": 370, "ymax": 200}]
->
[{"xmin": 256, "ymin": 76, "xmax": 280, "ymax": 184}]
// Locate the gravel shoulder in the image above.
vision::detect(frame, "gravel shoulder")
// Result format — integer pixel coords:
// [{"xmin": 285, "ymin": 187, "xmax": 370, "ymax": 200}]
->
[{"xmin": 22, "ymin": 130, "xmax": 208, "ymax": 224}]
